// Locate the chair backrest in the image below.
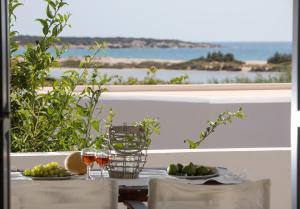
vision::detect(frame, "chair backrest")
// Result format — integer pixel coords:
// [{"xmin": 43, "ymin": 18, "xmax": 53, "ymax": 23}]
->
[
  {"xmin": 148, "ymin": 179, "xmax": 270, "ymax": 209},
  {"xmin": 11, "ymin": 180, "xmax": 118, "ymax": 209}
]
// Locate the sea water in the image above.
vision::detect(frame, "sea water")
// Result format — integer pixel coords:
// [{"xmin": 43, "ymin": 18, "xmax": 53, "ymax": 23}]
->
[
  {"xmin": 50, "ymin": 68, "xmax": 282, "ymax": 84},
  {"xmin": 19, "ymin": 42, "xmax": 291, "ymax": 83},
  {"xmin": 63, "ymin": 42, "xmax": 292, "ymax": 61},
  {"xmin": 17, "ymin": 42, "xmax": 292, "ymax": 61}
]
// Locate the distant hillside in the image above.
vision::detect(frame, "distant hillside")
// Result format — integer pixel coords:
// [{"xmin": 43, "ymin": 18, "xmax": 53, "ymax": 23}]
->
[{"xmin": 15, "ymin": 35, "xmax": 222, "ymax": 49}]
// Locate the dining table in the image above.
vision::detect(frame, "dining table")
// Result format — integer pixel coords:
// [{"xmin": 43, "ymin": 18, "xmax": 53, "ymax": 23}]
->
[{"xmin": 11, "ymin": 167, "xmax": 244, "ymax": 203}]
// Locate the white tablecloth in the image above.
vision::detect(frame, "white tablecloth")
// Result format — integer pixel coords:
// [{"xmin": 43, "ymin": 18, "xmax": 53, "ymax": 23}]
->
[{"xmin": 11, "ymin": 167, "xmax": 244, "ymax": 186}]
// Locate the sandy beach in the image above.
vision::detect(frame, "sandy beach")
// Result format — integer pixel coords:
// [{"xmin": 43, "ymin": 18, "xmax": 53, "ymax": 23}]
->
[
  {"xmin": 244, "ymin": 60, "xmax": 267, "ymax": 65},
  {"xmin": 62, "ymin": 56, "xmax": 266, "ymax": 65},
  {"xmin": 61, "ymin": 56, "xmax": 183, "ymax": 64},
  {"xmin": 60, "ymin": 56, "xmax": 272, "ymax": 72}
]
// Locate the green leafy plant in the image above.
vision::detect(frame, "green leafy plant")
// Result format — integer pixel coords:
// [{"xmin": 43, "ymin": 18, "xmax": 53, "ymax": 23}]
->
[
  {"xmin": 9, "ymin": 0, "xmax": 23, "ymax": 55},
  {"xmin": 111, "ymin": 67, "xmax": 190, "ymax": 85},
  {"xmin": 11, "ymin": 0, "xmax": 70, "ymax": 92},
  {"xmin": 10, "ymin": 0, "xmax": 113, "ymax": 152},
  {"xmin": 142, "ymin": 66, "xmax": 162, "ymax": 84},
  {"xmin": 133, "ymin": 118, "xmax": 160, "ymax": 147},
  {"xmin": 76, "ymin": 43, "xmax": 115, "ymax": 148},
  {"xmin": 10, "ymin": 0, "xmax": 74, "ymax": 152},
  {"xmin": 169, "ymin": 75, "xmax": 189, "ymax": 84},
  {"xmin": 185, "ymin": 108, "xmax": 246, "ymax": 149},
  {"xmin": 110, "ymin": 118, "xmax": 160, "ymax": 151}
]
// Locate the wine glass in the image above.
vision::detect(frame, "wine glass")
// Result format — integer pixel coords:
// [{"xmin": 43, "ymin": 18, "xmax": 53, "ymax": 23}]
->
[
  {"xmin": 81, "ymin": 148, "xmax": 96, "ymax": 180},
  {"xmin": 95, "ymin": 149, "xmax": 110, "ymax": 178}
]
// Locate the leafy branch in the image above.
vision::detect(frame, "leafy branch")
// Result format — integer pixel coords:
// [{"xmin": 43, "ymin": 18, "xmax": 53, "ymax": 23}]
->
[
  {"xmin": 185, "ymin": 108, "xmax": 246, "ymax": 149},
  {"xmin": 76, "ymin": 42, "xmax": 114, "ymax": 148},
  {"xmin": 11, "ymin": 0, "xmax": 70, "ymax": 92},
  {"xmin": 9, "ymin": 0, "xmax": 22, "ymax": 55},
  {"xmin": 133, "ymin": 118, "xmax": 160, "ymax": 147}
]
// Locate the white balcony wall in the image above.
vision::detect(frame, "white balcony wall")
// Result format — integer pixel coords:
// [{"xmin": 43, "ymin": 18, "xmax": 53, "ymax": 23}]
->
[{"xmin": 97, "ymin": 89, "xmax": 290, "ymax": 149}]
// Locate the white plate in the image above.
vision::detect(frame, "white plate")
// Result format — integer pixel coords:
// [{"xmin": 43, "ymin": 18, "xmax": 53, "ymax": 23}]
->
[{"xmin": 28, "ymin": 176, "xmax": 72, "ymax": 180}]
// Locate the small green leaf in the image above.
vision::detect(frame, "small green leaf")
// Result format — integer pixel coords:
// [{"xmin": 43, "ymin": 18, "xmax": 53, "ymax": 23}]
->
[
  {"xmin": 46, "ymin": 5, "xmax": 54, "ymax": 18},
  {"xmin": 76, "ymin": 105, "xmax": 87, "ymax": 117},
  {"xmin": 37, "ymin": 18, "xmax": 49, "ymax": 36},
  {"xmin": 48, "ymin": 1, "xmax": 56, "ymax": 9},
  {"xmin": 91, "ymin": 120, "xmax": 100, "ymax": 131},
  {"xmin": 43, "ymin": 26, "xmax": 49, "ymax": 36},
  {"xmin": 58, "ymin": 14, "xmax": 64, "ymax": 22},
  {"xmin": 58, "ymin": 1, "xmax": 68, "ymax": 8},
  {"xmin": 36, "ymin": 18, "xmax": 48, "ymax": 29},
  {"xmin": 236, "ymin": 111, "xmax": 246, "ymax": 119},
  {"xmin": 52, "ymin": 25, "xmax": 58, "ymax": 36},
  {"xmin": 208, "ymin": 120, "xmax": 215, "ymax": 126},
  {"xmin": 184, "ymin": 139, "xmax": 198, "ymax": 149},
  {"xmin": 200, "ymin": 131, "xmax": 206, "ymax": 139}
]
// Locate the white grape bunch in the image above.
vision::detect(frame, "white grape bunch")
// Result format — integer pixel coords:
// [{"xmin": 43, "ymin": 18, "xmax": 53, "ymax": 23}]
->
[{"xmin": 23, "ymin": 162, "xmax": 71, "ymax": 177}]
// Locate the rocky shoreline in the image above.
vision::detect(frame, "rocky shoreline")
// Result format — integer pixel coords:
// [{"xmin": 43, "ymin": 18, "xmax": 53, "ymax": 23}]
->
[{"xmin": 59, "ymin": 57, "xmax": 290, "ymax": 72}]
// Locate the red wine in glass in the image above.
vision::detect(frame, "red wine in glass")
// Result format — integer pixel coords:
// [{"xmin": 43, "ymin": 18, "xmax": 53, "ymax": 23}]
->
[
  {"xmin": 95, "ymin": 156, "xmax": 110, "ymax": 167},
  {"xmin": 81, "ymin": 148, "xmax": 96, "ymax": 180},
  {"xmin": 95, "ymin": 150, "xmax": 110, "ymax": 178}
]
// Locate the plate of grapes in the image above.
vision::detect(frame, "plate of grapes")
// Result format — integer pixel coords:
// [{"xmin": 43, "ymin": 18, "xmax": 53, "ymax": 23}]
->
[
  {"xmin": 22, "ymin": 162, "xmax": 72, "ymax": 180},
  {"xmin": 167, "ymin": 162, "xmax": 219, "ymax": 179}
]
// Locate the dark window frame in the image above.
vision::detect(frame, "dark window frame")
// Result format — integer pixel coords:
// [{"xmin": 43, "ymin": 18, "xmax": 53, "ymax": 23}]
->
[
  {"xmin": 292, "ymin": 0, "xmax": 300, "ymax": 208},
  {"xmin": 0, "ymin": 0, "xmax": 10, "ymax": 208}
]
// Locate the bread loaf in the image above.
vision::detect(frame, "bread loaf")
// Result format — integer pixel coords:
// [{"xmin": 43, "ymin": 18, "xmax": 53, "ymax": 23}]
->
[{"xmin": 64, "ymin": 151, "xmax": 87, "ymax": 175}]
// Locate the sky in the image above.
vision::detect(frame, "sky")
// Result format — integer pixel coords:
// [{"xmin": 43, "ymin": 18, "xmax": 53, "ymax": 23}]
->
[{"xmin": 14, "ymin": 0, "xmax": 293, "ymax": 42}]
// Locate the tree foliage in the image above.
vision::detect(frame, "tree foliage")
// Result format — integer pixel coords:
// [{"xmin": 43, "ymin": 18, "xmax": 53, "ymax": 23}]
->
[
  {"xmin": 9, "ymin": 0, "xmax": 160, "ymax": 152},
  {"xmin": 267, "ymin": 52, "xmax": 292, "ymax": 64},
  {"xmin": 9, "ymin": 0, "xmax": 112, "ymax": 152},
  {"xmin": 197, "ymin": 51, "xmax": 243, "ymax": 63},
  {"xmin": 112, "ymin": 66, "xmax": 189, "ymax": 85}
]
